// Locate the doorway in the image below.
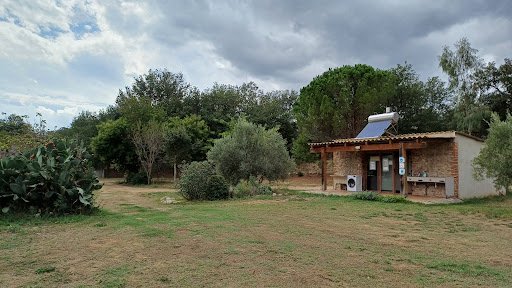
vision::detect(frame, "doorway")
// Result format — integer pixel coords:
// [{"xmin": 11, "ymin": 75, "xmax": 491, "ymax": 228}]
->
[{"xmin": 366, "ymin": 153, "xmax": 397, "ymax": 192}]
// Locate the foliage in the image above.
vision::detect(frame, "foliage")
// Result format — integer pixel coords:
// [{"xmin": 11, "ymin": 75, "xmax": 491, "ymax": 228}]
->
[
  {"xmin": 351, "ymin": 191, "xmax": 381, "ymax": 201},
  {"xmin": 91, "ymin": 118, "xmax": 139, "ymax": 173},
  {"xmin": 0, "ymin": 139, "xmax": 102, "ymax": 215},
  {"xmin": 207, "ymin": 120, "xmax": 295, "ymax": 185},
  {"xmin": 387, "ymin": 64, "xmax": 454, "ymax": 134},
  {"xmin": 205, "ymin": 175, "xmax": 230, "ymax": 201},
  {"xmin": 379, "ymin": 195, "xmax": 409, "ymax": 203},
  {"xmin": 116, "ymin": 69, "xmax": 192, "ymax": 121},
  {"xmin": 0, "ymin": 113, "xmax": 51, "ymax": 156},
  {"xmin": 130, "ymin": 120, "xmax": 165, "ymax": 185},
  {"xmin": 349, "ymin": 191, "xmax": 408, "ymax": 203},
  {"xmin": 245, "ymin": 89, "xmax": 299, "ymax": 152},
  {"xmin": 165, "ymin": 115, "xmax": 211, "ymax": 163},
  {"xmin": 179, "ymin": 161, "xmax": 228, "ymax": 201},
  {"xmin": 473, "ymin": 112, "xmax": 512, "ymax": 193},
  {"xmin": 293, "ymin": 64, "xmax": 392, "ymax": 161},
  {"xmin": 232, "ymin": 176, "xmax": 273, "ymax": 198},
  {"xmin": 439, "ymin": 38, "xmax": 489, "ymax": 137},
  {"xmin": 475, "ymin": 58, "xmax": 512, "ymax": 122},
  {"xmin": 125, "ymin": 170, "xmax": 149, "ymax": 185}
]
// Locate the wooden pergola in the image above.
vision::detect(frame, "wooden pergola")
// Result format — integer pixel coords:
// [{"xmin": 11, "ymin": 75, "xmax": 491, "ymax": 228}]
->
[{"xmin": 309, "ymin": 132, "xmax": 457, "ymax": 196}]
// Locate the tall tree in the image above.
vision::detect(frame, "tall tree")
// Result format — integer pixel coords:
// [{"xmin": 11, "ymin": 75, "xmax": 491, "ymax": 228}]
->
[
  {"xmin": 439, "ymin": 38, "xmax": 489, "ymax": 136},
  {"xmin": 245, "ymin": 89, "xmax": 298, "ymax": 152},
  {"xmin": 386, "ymin": 64, "xmax": 454, "ymax": 133},
  {"xmin": 91, "ymin": 118, "xmax": 139, "ymax": 173},
  {"xmin": 292, "ymin": 64, "xmax": 392, "ymax": 161},
  {"xmin": 131, "ymin": 120, "xmax": 165, "ymax": 185},
  {"xmin": 164, "ymin": 115, "xmax": 211, "ymax": 181},
  {"xmin": 116, "ymin": 69, "xmax": 193, "ymax": 122},
  {"xmin": 475, "ymin": 59, "xmax": 512, "ymax": 121}
]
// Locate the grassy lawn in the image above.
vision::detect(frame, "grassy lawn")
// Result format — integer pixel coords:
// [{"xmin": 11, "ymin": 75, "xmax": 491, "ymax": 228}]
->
[{"xmin": 1, "ymin": 180, "xmax": 512, "ymax": 287}]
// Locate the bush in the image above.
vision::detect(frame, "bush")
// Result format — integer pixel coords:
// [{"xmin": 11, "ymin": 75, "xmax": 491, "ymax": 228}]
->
[
  {"xmin": 179, "ymin": 161, "xmax": 229, "ymax": 201},
  {"xmin": 207, "ymin": 120, "xmax": 295, "ymax": 185},
  {"xmin": 351, "ymin": 191, "xmax": 381, "ymax": 201},
  {"xmin": 297, "ymin": 171, "xmax": 304, "ymax": 177},
  {"xmin": 379, "ymin": 196, "xmax": 408, "ymax": 203},
  {"xmin": 0, "ymin": 140, "xmax": 102, "ymax": 215},
  {"xmin": 206, "ymin": 175, "xmax": 230, "ymax": 200},
  {"xmin": 125, "ymin": 170, "xmax": 148, "ymax": 185},
  {"xmin": 350, "ymin": 191, "xmax": 408, "ymax": 203},
  {"xmin": 233, "ymin": 176, "xmax": 273, "ymax": 198}
]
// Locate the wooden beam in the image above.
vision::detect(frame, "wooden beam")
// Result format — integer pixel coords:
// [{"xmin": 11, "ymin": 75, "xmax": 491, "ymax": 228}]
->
[
  {"xmin": 310, "ymin": 142, "xmax": 427, "ymax": 153},
  {"xmin": 392, "ymin": 152, "xmax": 396, "ymax": 193},
  {"xmin": 321, "ymin": 147, "xmax": 327, "ymax": 191}
]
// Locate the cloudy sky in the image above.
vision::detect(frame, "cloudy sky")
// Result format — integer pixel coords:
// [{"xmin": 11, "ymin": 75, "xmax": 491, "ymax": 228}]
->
[{"xmin": 1, "ymin": 0, "xmax": 511, "ymax": 129}]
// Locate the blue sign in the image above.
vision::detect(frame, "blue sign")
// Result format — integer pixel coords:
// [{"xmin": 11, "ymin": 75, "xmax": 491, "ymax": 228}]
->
[
  {"xmin": 399, "ymin": 168, "xmax": 406, "ymax": 175},
  {"xmin": 399, "ymin": 157, "xmax": 405, "ymax": 163}
]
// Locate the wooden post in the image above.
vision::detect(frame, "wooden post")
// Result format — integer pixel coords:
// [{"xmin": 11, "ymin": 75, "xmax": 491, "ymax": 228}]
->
[
  {"xmin": 321, "ymin": 147, "xmax": 327, "ymax": 191},
  {"xmin": 392, "ymin": 152, "xmax": 396, "ymax": 194},
  {"xmin": 403, "ymin": 146, "xmax": 408, "ymax": 198},
  {"xmin": 399, "ymin": 143, "xmax": 408, "ymax": 198}
]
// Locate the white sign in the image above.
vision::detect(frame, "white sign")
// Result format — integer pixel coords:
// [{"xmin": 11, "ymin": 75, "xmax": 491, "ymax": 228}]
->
[
  {"xmin": 370, "ymin": 160, "xmax": 376, "ymax": 170},
  {"xmin": 399, "ymin": 162, "xmax": 405, "ymax": 169},
  {"xmin": 383, "ymin": 158, "xmax": 389, "ymax": 167},
  {"xmin": 399, "ymin": 168, "xmax": 406, "ymax": 175},
  {"xmin": 399, "ymin": 157, "xmax": 405, "ymax": 163}
]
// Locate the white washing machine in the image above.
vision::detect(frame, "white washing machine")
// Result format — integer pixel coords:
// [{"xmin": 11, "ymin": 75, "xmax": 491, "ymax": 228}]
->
[{"xmin": 347, "ymin": 175, "xmax": 363, "ymax": 192}]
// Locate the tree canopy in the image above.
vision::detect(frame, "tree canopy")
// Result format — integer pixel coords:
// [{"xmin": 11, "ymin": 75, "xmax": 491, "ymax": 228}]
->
[
  {"xmin": 473, "ymin": 112, "xmax": 512, "ymax": 193},
  {"xmin": 207, "ymin": 120, "xmax": 295, "ymax": 185}
]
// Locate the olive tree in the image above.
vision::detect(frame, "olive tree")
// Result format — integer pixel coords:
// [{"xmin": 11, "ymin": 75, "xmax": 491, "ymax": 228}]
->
[
  {"xmin": 207, "ymin": 120, "xmax": 295, "ymax": 185},
  {"xmin": 473, "ymin": 112, "xmax": 512, "ymax": 193}
]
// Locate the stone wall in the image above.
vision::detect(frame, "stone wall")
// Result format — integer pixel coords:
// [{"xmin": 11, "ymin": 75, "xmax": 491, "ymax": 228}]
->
[
  {"xmin": 295, "ymin": 160, "xmax": 334, "ymax": 175},
  {"xmin": 332, "ymin": 152, "xmax": 365, "ymax": 176},
  {"xmin": 408, "ymin": 141, "xmax": 458, "ymax": 198}
]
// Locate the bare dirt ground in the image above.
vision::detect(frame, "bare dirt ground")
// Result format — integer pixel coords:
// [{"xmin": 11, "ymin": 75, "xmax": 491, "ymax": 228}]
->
[
  {"xmin": 96, "ymin": 178, "xmax": 178, "ymax": 212},
  {"xmin": 1, "ymin": 177, "xmax": 512, "ymax": 287}
]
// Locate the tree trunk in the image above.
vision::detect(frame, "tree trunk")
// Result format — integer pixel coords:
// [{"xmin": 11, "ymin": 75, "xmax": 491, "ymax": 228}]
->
[{"xmin": 173, "ymin": 156, "xmax": 177, "ymax": 183}]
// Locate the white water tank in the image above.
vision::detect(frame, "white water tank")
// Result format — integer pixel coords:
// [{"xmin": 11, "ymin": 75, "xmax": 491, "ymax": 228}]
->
[{"xmin": 368, "ymin": 112, "xmax": 399, "ymax": 123}]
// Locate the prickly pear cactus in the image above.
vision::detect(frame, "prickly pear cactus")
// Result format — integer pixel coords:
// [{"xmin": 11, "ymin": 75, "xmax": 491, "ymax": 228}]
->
[{"xmin": 0, "ymin": 139, "xmax": 102, "ymax": 215}]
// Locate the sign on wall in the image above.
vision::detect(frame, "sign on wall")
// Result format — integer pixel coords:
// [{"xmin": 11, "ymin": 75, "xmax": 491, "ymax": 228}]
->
[{"xmin": 399, "ymin": 157, "xmax": 406, "ymax": 175}]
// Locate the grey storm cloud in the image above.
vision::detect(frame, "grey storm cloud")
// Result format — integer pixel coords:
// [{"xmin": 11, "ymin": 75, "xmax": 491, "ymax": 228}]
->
[
  {"xmin": 151, "ymin": 0, "xmax": 512, "ymax": 83},
  {"xmin": 1, "ymin": 0, "xmax": 510, "ymax": 128}
]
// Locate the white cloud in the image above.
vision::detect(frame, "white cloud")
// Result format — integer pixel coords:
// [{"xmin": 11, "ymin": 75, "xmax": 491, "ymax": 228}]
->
[
  {"xmin": 36, "ymin": 106, "xmax": 56, "ymax": 116},
  {"xmin": 1, "ymin": 0, "xmax": 511, "ymax": 130}
]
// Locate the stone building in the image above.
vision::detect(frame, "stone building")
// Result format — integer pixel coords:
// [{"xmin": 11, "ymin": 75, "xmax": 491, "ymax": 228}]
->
[{"xmin": 309, "ymin": 131, "xmax": 504, "ymax": 199}]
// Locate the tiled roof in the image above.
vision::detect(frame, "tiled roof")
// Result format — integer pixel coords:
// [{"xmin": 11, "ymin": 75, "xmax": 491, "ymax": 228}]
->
[{"xmin": 309, "ymin": 131, "xmax": 462, "ymax": 146}]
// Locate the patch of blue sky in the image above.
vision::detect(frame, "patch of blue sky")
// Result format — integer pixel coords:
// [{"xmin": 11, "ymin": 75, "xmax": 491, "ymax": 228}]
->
[
  {"xmin": 1, "ymin": 8, "xmax": 21, "ymax": 26},
  {"xmin": 70, "ymin": 21, "xmax": 100, "ymax": 39},
  {"xmin": 38, "ymin": 26, "xmax": 67, "ymax": 39}
]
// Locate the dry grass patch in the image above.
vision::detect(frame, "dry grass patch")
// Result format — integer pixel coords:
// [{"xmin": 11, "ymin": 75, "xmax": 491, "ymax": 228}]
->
[{"xmin": 1, "ymin": 180, "xmax": 511, "ymax": 287}]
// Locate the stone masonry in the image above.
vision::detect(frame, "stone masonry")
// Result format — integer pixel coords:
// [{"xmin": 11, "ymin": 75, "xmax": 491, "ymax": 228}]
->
[{"xmin": 408, "ymin": 140, "xmax": 458, "ymax": 198}]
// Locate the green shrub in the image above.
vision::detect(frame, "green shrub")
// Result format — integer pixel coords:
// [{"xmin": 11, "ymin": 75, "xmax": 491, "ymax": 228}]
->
[
  {"xmin": 379, "ymin": 196, "xmax": 408, "ymax": 203},
  {"xmin": 297, "ymin": 171, "xmax": 304, "ymax": 177},
  {"xmin": 232, "ymin": 176, "xmax": 273, "ymax": 198},
  {"xmin": 125, "ymin": 170, "xmax": 148, "ymax": 185},
  {"xmin": 206, "ymin": 175, "xmax": 230, "ymax": 200},
  {"xmin": 351, "ymin": 191, "xmax": 380, "ymax": 201},
  {"xmin": 179, "ymin": 161, "xmax": 229, "ymax": 201},
  {"xmin": 207, "ymin": 120, "xmax": 295, "ymax": 185},
  {"xmin": 0, "ymin": 139, "xmax": 102, "ymax": 215}
]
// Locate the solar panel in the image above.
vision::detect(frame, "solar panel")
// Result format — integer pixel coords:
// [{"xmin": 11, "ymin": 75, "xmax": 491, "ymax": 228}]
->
[{"xmin": 356, "ymin": 120, "xmax": 392, "ymax": 139}]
